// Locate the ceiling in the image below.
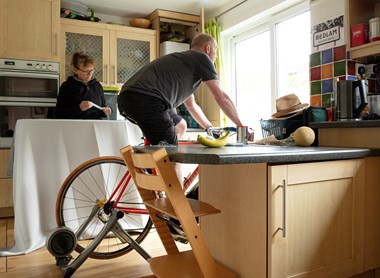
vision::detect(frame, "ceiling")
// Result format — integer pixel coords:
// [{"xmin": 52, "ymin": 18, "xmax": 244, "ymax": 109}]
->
[{"xmin": 64, "ymin": 0, "xmax": 234, "ymax": 18}]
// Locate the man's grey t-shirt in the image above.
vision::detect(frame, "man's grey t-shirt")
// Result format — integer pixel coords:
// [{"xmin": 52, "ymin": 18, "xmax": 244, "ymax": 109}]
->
[{"xmin": 120, "ymin": 50, "xmax": 218, "ymax": 108}]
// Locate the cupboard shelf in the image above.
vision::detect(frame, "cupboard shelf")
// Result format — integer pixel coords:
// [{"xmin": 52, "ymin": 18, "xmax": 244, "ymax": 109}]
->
[
  {"xmin": 350, "ymin": 40, "xmax": 380, "ymax": 59},
  {"xmin": 347, "ymin": 0, "xmax": 380, "ymax": 59}
]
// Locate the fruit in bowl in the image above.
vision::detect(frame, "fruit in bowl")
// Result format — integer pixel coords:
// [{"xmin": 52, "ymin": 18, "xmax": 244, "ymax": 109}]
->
[{"xmin": 129, "ymin": 18, "xmax": 151, "ymax": 28}]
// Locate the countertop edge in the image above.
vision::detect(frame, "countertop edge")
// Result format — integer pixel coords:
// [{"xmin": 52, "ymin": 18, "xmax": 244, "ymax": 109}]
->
[
  {"xmin": 133, "ymin": 145, "xmax": 373, "ymax": 165},
  {"xmin": 310, "ymin": 120, "xmax": 380, "ymax": 128}
]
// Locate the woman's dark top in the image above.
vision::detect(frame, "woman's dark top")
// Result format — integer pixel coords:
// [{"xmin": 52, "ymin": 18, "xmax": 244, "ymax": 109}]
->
[{"xmin": 55, "ymin": 76, "xmax": 107, "ymax": 119}]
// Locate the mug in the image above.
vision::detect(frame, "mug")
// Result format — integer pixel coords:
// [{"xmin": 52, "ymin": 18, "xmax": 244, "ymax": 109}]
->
[{"xmin": 237, "ymin": 126, "xmax": 248, "ymax": 144}]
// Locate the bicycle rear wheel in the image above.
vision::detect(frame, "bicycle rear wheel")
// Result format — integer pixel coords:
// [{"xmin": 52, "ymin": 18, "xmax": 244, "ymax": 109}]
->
[{"xmin": 56, "ymin": 156, "xmax": 152, "ymax": 259}]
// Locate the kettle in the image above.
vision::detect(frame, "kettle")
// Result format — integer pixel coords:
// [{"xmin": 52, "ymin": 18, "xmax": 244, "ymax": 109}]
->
[{"xmin": 336, "ymin": 80, "xmax": 368, "ymax": 120}]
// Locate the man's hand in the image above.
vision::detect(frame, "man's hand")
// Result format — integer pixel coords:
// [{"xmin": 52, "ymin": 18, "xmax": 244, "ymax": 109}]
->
[{"xmin": 206, "ymin": 126, "xmax": 214, "ymax": 137}]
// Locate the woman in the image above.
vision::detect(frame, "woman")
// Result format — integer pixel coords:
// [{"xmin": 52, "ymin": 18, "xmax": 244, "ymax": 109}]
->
[{"xmin": 55, "ymin": 52, "xmax": 112, "ymax": 119}]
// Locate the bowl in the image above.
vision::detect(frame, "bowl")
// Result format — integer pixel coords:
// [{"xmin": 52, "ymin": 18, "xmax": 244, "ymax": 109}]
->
[{"xmin": 129, "ymin": 18, "xmax": 151, "ymax": 29}]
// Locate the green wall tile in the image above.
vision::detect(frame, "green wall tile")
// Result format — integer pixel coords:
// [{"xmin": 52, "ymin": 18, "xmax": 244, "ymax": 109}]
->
[
  {"xmin": 310, "ymin": 52, "xmax": 321, "ymax": 67},
  {"xmin": 310, "ymin": 81, "xmax": 321, "ymax": 95},
  {"xmin": 334, "ymin": 61, "xmax": 346, "ymax": 77},
  {"xmin": 322, "ymin": 93, "xmax": 333, "ymax": 108}
]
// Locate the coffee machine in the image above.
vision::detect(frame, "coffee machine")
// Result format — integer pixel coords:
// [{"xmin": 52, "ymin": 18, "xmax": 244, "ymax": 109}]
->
[{"xmin": 336, "ymin": 80, "xmax": 368, "ymax": 120}]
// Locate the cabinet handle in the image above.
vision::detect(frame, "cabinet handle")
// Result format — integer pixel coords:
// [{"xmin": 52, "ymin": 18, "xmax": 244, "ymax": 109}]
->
[
  {"xmin": 112, "ymin": 65, "xmax": 116, "ymax": 85},
  {"xmin": 104, "ymin": 64, "xmax": 108, "ymax": 84},
  {"xmin": 280, "ymin": 179, "xmax": 286, "ymax": 238},
  {"xmin": 54, "ymin": 33, "xmax": 58, "ymax": 56}
]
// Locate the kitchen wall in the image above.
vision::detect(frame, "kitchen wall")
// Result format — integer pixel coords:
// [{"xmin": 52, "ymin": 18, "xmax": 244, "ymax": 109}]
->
[{"xmin": 309, "ymin": 0, "xmax": 347, "ymax": 109}]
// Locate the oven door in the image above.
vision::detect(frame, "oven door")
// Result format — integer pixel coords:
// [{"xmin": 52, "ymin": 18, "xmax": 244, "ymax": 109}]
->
[
  {"xmin": 0, "ymin": 70, "xmax": 59, "ymax": 102},
  {"xmin": 0, "ymin": 101, "xmax": 56, "ymax": 148}
]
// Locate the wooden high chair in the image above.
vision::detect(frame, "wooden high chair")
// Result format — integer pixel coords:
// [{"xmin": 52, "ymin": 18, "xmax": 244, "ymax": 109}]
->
[{"xmin": 120, "ymin": 145, "xmax": 236, "ymax": 278}]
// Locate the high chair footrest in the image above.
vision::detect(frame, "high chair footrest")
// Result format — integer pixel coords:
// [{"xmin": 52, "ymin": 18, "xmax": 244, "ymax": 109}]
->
[
  {"xmin": 144, "ymin": 198, "xmax": 220, "ymax": 219},
  {"xmin": 148, "ymin": 250, "xmax": 236, "ymax": 278}
]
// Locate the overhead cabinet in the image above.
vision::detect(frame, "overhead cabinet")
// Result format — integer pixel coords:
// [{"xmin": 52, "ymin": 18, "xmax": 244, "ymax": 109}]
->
[
  {"xmin": 0, "ymin": 0, "xmax": 60, "ymax": 62},
  {"xmin": 60, "ymin": 19, "xmax": 157, "ymax": 89},
  {"xmin": 146, "ymin": 9, "xmax": 203, "ymax": 57},
  {"xmin": 347, "ymin": 0, "xmax": 380, "ymax": 59}
]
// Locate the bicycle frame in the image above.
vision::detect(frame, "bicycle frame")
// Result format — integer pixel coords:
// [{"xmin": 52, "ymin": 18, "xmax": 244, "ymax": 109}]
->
[
  {"xmin": 107, "ymin": 164, "xmax": 199, "ymax": 214},
  {"xmin": 107, "ymin": 171, "xmax": 149, "ymax": 215}
]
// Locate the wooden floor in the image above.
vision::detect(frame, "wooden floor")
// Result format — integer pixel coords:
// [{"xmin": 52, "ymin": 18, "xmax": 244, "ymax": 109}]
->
[{"xmin": 0, "ymin": 218, "xmax": 190, "ymax": 278}]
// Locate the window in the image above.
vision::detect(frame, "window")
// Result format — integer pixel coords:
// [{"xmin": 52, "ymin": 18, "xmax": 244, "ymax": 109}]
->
[
  {"xmin": 222, "ymin": 3, "xmax": 310, "ymax": 139},
  {"xmin": 276, "ymin": 11, "xmax": 311, "ymax": 104}
]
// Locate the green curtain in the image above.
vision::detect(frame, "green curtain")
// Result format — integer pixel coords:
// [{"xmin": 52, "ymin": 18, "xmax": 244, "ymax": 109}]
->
[
  {"xmin": 204, "ymin": 18, "xmax": 223, "ymax": 71},
  {"xmin": 205, "ymin": 17, "xmax": 228, "ymax": 126}
]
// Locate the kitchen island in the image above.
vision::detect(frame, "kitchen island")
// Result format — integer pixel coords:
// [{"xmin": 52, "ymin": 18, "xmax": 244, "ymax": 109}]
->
[
  {"xmin": 310, "ymin": 120, "xmax": 380, "ymax": 275},
  {"xmin": 134, "ymin": 144, "xmax": 376, "ymax": 278}
]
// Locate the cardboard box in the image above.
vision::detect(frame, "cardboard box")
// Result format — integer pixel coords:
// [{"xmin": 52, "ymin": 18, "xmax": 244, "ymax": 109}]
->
[{"xmin": 351, "ymin": 23, "xmax": 368, "ymax": 47}]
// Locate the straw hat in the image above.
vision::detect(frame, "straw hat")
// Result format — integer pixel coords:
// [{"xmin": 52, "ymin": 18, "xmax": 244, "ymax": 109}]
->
[{"xmin": 271, "ymin": 94, "xmax": 309, "ymax": 119}]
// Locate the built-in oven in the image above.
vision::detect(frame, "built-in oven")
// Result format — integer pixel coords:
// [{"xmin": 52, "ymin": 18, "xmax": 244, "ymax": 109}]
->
[{"xmin": 0, "ymin": 58, "xmax": 59, "ymax": 148}]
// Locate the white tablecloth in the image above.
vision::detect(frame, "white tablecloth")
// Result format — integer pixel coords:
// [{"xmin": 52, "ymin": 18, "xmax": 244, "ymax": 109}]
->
[{"xmin": 0, "ymin": 119, "xmax": 142, "ymax": 256}]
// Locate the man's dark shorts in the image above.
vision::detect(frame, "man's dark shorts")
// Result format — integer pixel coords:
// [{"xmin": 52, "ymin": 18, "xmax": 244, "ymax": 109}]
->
[{"xmin": 118, "ymin": 91, "xmax": 182, "ymax": 145}]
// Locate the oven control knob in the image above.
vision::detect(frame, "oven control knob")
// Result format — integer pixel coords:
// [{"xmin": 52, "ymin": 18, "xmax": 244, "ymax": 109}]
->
[
  {"xmin": 41, "ymin": 64, "xmax": 47, "ymax": 70},
  {"xmin": 35, "ymin": 64, "xmax": 41, "ymax": 70},
  {"xmin": 48, "ymin": 65, "xmax": 53, "ymax": 71}
]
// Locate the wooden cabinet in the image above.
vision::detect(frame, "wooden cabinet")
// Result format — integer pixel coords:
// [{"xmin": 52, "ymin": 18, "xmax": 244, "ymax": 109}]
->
[
  {"xmin": 146, "ymin": 9, "xmax": 221, "ymax": 126},
  {"xmin": 318, "ymin": 126, "xmax": 380, "ymax": 272},
  {"xmin": 268, "ymin": 160, "xmax": 365, "ymax": 278},
  {"xmin": 146, "ymin": 9, "xmax": 203, "ymax": 57},
  {"xmin": 200, "ymin": 159, "xmax": 366, "ymax": 278},
  {"xmin": 0, "ymin": 149, "xmax": 13, "ymax": 218},
  {"xmin": 0, "ymin": 0, "xmax": 60, "ymax": 62},
  {"xmin": 60, "ymin": 18, "xmax": 156, "ymax": 89},
  {"xmin": 347, "ymin": 0, "xmax": 380, "ymax": 59}
]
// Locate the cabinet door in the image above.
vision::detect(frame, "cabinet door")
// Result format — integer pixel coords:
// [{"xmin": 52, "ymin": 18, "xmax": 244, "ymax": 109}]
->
[
  {"xmin": 109, "ymin": 30, "xmax": 156, "ymax": 88},
  {"xmin": 0, "ymin": 150, "xmax": 13, "ymax": 210},
  {"xmin": 364, "ymin": 157, "xmax": 380, "ymax": 270},
  {"xmin": 61, "ymin": 21, "xmax": 109, "ymax": 85},
  {"xmin": 0, "ymin": 0, "xmax": 60, "ymax": 61},
  {"xmin": 269, "ymin": 159, "xmax": 365, "ymax": 278}
]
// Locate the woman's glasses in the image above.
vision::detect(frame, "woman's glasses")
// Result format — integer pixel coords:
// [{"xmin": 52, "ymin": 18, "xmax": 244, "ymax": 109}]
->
[{"xmin": 76, "ymin": 67, "xmax": 95, "ymax": 75}]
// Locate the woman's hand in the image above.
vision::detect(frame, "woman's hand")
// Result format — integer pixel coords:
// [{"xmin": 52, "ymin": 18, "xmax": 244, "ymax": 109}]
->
[
  {"xmin": 79, "ymin": 101, "xmax": 92, "ymax": 111},
  {"xmin": 102, "ymin": 106, "xmax": 112, "ymax": 116}
]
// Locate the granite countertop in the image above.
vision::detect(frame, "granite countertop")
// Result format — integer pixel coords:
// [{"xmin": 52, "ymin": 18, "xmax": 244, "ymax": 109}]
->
[
  {"xmin": 310, "ymin": 120, "xmax": 380, "ymax": 128},
  {"xmin": 133, "ymin": 144, "xmax": 373, "ymax": 165}
]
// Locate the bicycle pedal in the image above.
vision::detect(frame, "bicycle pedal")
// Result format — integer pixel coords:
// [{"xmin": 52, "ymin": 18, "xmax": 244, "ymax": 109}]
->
[{"xmin": 172, "ymin": 233, "xmax": 188, "ymax": 244}]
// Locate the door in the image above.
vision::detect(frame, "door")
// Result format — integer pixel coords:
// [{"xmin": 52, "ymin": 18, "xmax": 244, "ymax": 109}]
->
[
  {"xmin": 268, "ymin": 159, "xmax": 365, "ymax": 278},
  {"xmin": 0, "ymin": 0, "xmax": 60, "ymax": 61}
]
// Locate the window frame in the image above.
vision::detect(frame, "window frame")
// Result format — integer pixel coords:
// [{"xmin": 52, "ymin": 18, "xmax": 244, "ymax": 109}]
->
[{"xmin": 221, "ymin": 0, "xmax": 310, "ymax": 116}]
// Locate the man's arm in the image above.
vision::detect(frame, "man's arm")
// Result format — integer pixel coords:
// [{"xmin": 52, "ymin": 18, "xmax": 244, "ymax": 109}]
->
[
  {"xmin": 204, "ymin": 79, "xmax": 244, "ymax": 127},
  {"xmin": 183, "ymin": 95, "xmax": 213, "ymax": 130}
]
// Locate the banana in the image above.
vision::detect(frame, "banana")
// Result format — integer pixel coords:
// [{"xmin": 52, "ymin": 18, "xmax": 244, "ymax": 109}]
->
[{"xmin": 197, "ymin": 131, "xmax": 230, "ymax": 148}]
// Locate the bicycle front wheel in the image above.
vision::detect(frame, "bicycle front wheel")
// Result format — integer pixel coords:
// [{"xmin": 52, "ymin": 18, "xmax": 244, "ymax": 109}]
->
[{"xmin": 56, "ymin": 156, "xmax": 152, "ymax": 259}]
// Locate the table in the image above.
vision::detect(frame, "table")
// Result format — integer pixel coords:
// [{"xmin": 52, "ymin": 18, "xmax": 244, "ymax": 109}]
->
[{"xmin": 0, "ymin": 119, "xmax": 142, "ymax": 256}]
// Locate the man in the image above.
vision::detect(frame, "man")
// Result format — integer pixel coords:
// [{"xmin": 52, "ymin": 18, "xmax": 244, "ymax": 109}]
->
[{"xmin": 118, "ymin": 33, "xmax": 250, "ymax": 146}]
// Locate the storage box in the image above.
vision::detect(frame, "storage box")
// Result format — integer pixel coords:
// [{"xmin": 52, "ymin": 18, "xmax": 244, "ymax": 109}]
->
[
  {"xmin": 351, "ymin": 23, "xmax": 369, "ymax": 47},
  {"xmin": 260, "ymin": 119, "xmax": 303, "ymax": 140},
  {"xmin": 160, "ymin": 41, "xmax": 190, "ymax": 56}
]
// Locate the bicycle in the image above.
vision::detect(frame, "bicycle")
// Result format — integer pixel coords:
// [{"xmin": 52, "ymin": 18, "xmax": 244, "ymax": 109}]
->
[{"xmin": 51, "ymin": 127, "xmax": 235, "ymax": 277}]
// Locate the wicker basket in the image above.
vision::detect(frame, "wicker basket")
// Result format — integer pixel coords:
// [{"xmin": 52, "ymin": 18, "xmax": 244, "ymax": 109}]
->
[{"xmin": 260, "ymin": 118, "xmax": 303, "ymax": 140}]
